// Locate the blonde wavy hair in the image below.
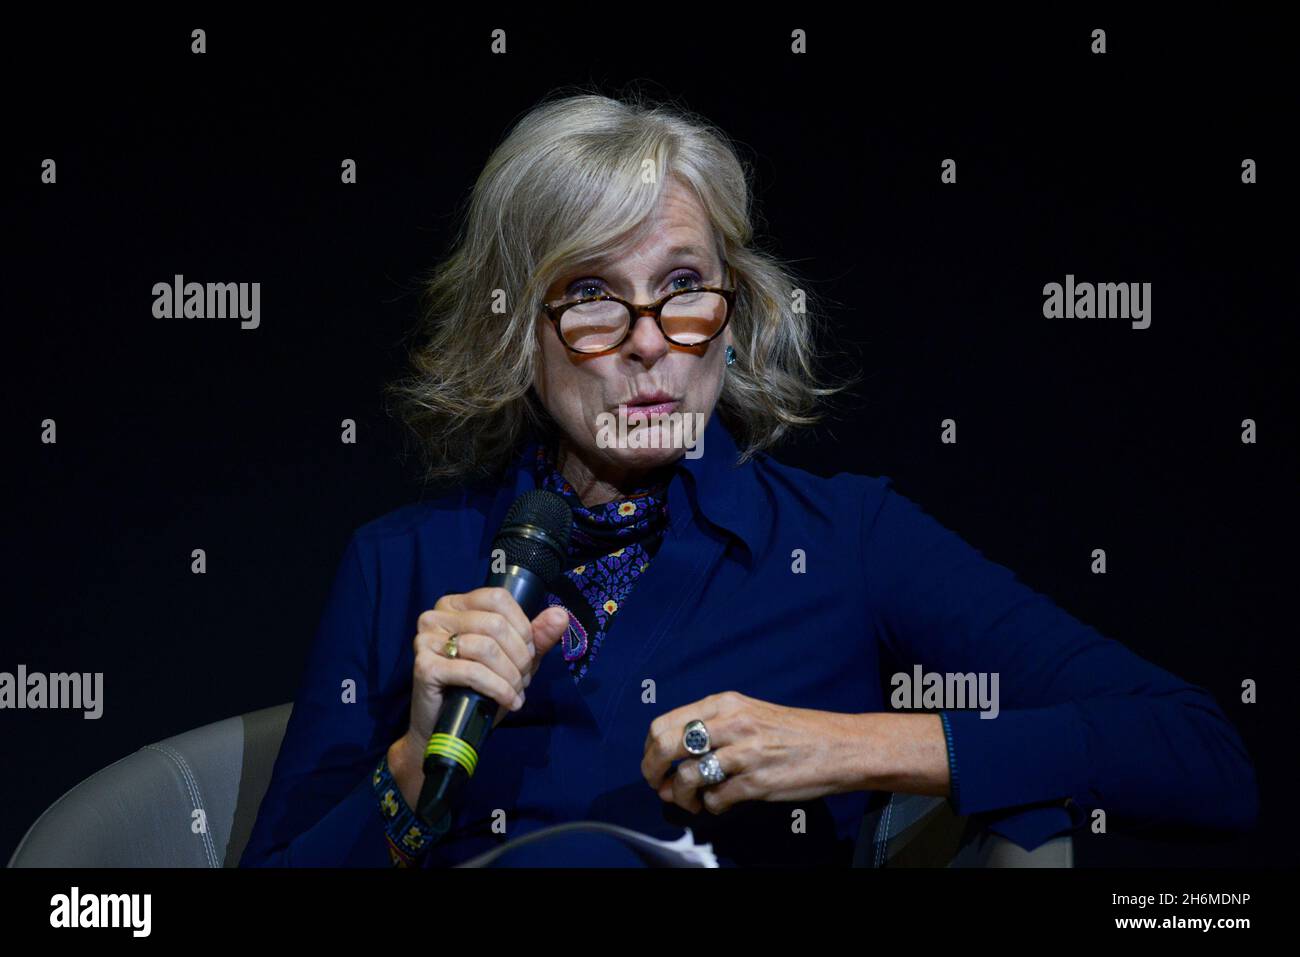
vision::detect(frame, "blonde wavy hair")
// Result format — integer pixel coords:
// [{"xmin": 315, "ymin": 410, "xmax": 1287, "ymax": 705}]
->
[{"xmin": 385, "ymin": 85, "xmax": 856, "ymax": 489}]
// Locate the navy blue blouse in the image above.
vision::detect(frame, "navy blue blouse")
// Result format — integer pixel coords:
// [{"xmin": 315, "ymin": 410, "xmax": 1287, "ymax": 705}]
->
[
  {"xmin": 373, "ymin": 439, "xmax": 675, "ymax": 865},
  {"xmin": 241, "ymin": 414, "xmax": 1258, "ymax": 867}
]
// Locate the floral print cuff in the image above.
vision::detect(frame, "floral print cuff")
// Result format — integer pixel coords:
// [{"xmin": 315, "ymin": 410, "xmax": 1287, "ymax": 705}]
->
[{"xmin": 372, "ymin": 751, "xmax": 452, "ymax": 867}]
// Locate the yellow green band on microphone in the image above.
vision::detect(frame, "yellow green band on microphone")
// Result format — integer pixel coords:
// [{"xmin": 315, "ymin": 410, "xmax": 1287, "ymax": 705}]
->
[{"xmin": 425, "ymin": 733, "xmax": 479, "ymax": 776}]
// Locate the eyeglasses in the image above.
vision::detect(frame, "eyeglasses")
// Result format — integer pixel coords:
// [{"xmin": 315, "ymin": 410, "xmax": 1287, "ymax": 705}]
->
[{"xmin": 541, "ymin": 265, "xmax": 736, "ymax": 354}]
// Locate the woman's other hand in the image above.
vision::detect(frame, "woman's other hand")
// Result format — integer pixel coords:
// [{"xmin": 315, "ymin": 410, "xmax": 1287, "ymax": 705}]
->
[{"xmin": 640, "ymin": 691, "xmax": 876, "ymax": 816}]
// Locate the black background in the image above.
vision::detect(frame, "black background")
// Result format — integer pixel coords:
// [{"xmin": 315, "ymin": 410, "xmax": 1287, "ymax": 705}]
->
[{"xmin": 6, "ymin": 12, "xmax": 1294, "ymax": 867}]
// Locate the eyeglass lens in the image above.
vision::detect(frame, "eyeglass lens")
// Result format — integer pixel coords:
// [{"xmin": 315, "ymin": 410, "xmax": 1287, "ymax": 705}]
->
[{"xmin": 559, "ymin": 290, "xmax": 728, "ymax": 352}]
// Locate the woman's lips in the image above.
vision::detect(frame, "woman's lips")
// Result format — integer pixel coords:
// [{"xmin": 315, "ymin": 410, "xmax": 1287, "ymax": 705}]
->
[{"xmin": 622, "ymin": 400, "xmax": 678, "ymax": 416}]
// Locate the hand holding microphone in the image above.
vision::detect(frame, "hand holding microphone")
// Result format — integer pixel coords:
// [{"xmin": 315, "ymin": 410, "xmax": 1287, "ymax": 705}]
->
[
  {"xmin": 387, "ymin": 489, "xmax": 574, "ymax": 822},
  {"xmin": 387, "ymin": 591, "xmax": 569, "ymax": 807},
  {"xmin": 418, "ymin": 589, "xmax": 570, "ymax": 734}
]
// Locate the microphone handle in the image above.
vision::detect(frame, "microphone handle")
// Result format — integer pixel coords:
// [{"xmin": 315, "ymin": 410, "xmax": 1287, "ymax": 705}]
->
[{"xmin": 415, "ymin": 564, "xmax": 551, "ymax": 826}]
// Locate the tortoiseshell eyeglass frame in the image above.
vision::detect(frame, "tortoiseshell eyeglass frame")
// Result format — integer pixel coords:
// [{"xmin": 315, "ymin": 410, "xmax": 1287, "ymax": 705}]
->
[{"xmin": 541, "ymin": 263, "xmax": 737, "ymax": 355}]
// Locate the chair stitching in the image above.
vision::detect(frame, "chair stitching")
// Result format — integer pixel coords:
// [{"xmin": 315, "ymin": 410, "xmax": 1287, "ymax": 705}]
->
[
  {"xmin": 873, "ymin": 793, "xmax": 896, "ymax": 868},
  {"xmin": 143, "ymin": 743, "xmax": 219, "ymax": 867}
]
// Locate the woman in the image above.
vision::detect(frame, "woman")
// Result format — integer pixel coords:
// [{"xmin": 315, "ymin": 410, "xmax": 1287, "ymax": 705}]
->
[{"xmin": 240, "ymin": 91, "xmax": 1258, "ymax": 868}]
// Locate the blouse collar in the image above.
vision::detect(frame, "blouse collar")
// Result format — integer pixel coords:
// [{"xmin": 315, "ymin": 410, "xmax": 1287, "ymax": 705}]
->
[{"xmin": 475, "ymin": 414, "xmax": 765, "ymax": 564}]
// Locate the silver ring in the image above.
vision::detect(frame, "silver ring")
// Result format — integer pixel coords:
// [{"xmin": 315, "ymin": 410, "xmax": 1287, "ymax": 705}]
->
[
  {"xmin": 683, "ymin": 719, "xmax": 710, "ymax": 755},
  {"xmin": 697, "ymin": 750, "xmax": 726, "ymax": 786}
]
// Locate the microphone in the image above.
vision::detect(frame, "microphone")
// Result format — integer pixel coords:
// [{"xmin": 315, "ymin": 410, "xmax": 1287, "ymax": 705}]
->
[{"xmin": 416, "ymin": 488, "xmax": 573, "ymax": 826}]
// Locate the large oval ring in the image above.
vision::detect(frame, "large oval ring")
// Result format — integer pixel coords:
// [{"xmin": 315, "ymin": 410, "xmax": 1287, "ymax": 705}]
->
[
  {"xmin": 683, "ymin": 719, "xmax": 711, "ymax": 756},
  {"xmin": 442, "ymin": 633, "xmax": 460, "ymax": 659},
  {"xmin": 697, "ymin": 750, "xmax": 727, "ymax": 786}
]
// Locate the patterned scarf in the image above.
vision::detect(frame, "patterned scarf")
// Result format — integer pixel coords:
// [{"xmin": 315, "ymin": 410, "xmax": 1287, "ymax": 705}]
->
[{"xmin": 532, "ymin": 442, "xmax": 671, "ymax": 682}]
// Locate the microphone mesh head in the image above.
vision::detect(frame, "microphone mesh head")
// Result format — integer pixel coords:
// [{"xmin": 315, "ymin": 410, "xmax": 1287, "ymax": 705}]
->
[{"xmin": 495, "ymin": 489, "xmax": 574, "ymax": 585}]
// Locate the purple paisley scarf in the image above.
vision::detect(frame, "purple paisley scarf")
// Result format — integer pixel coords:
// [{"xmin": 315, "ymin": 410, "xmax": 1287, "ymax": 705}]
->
[{"xmin": 532, "ymin": 443, "xmax": 671, "ymax": 682}]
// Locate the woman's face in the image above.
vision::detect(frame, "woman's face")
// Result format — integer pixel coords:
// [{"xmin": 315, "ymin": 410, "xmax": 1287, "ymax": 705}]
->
[{"xmin": 532, "ymin": 177, "xmax": 732, "ymax": 490}]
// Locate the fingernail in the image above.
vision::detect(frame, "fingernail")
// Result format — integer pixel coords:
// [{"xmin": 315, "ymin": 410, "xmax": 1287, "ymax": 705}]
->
[
  {"xmin": 512, "ymin": 693, "xmax": 524, "ymax": 711},
  {"xmin": 527, "ymin": 642, "xmax": 536, "ymax": 656}
]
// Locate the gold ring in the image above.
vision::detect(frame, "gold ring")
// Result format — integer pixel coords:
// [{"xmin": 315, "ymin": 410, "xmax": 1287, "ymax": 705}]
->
[{"xmin": 443, "ymin": 633, "xmax": 460, "ymax": 659}]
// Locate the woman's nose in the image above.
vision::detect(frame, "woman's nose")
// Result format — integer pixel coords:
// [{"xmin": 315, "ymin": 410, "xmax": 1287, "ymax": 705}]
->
[{"xmin": 624, "ymin": 312, "xmax": 670, "ymax": 358}]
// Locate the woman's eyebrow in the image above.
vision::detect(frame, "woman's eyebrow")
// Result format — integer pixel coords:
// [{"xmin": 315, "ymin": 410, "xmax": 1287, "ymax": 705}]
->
[
  {"xmin": 572, "ymin": 245, "xmax": 711, "ymax": 274},
  {"xmin": 665, "ymin": 244, "xmax": 709, "ymax": 259}
]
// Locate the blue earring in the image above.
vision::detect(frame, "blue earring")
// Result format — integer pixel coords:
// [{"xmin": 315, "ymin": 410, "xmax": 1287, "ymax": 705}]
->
[{"xmin": 725, "ymin": 345, "xmax": 736, "ymax": 367}]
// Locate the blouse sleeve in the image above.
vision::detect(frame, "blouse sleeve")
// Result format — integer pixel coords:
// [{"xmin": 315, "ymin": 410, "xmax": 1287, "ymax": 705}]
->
[
  {"xmin": 240, "ymin": 535, "xmax": 419, "ymax": 866},
  {"xmin": 373, "ymin": 751, "xmax": 453, "ymax": 866},
  {"xmin": 861, "ymin": 479, "xmax": 1259, "ymax": 851}
]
